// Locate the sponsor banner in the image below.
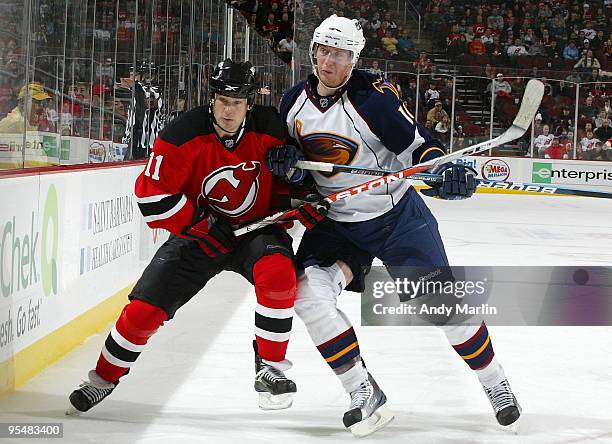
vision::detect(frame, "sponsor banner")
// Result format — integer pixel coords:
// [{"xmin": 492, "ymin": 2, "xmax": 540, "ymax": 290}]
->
[
  {"xmin": 0, "ymin": 165, "xmax": 160, "ymax": 363},
  {"xmin": 362, "ymin": 266, "xmax": 612, "ymax": 326},
  {"xmin": 531, "ymin": 161, "xmax": 612, "ymax": 189},
  {"xmin": 0, "ymin": 132, "xmax": 127, "ymax": 167},
  {"xmin": 453, "ymin": 157, "xmax": 612, "ymax": 193}
]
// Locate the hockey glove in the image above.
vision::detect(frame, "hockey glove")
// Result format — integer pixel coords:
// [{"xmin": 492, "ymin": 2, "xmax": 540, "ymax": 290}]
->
[
  {"xmin": 182, "ymin": 209, "xmax": 237, "ymax": 257},
  {"xmin": 420, "ymin": 162, "xmax": 477, "ymax": 200},
  {"xmin": 266, "ymin": 145, "xmax": 307, "ymax": 183},
  {"xmin": 294, "ymin": 190, "xmax": 329, "ymax": 230}
]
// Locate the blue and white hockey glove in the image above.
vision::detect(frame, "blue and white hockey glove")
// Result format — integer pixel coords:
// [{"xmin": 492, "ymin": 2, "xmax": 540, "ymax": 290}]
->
[
  {"xmin": 265, "ymin": 144, "xmax": 307, "ymax": 184},
  {"xmin": 421, "ymin": 162, "xmax": 477, "ymax": 200}
]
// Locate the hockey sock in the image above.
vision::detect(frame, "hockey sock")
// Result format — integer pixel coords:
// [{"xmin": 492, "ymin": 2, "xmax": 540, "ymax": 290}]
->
[
  {"xmin": 96, "ymin": 299, "xmax": 168, "ymax": 383},
  {"xmin": 253, "ymin": 253, "xmax": 297, "ymax": 363},
  {"xmin": 295, "ymin": 264, "xmax": 368, "ymax": 393},
  {"xmin": 442, "ymin": 322, "xmax": 505, "ymax": 387}
]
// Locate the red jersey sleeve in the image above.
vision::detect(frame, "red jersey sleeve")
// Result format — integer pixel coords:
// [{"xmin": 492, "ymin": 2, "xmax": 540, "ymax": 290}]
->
[{"xmin": 134, "ymin": 137, "xmax": 197, "ymax": 235}]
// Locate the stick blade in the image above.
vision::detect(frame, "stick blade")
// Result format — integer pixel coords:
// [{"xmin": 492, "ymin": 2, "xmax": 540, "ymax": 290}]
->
[{"xmin": 512, "ymin": 79, "xmax": 544, "ymax": 130}]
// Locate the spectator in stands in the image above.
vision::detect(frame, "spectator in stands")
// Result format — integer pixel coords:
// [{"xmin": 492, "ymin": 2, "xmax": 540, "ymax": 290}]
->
[
  {"xmin": 507, "ymin": 38, "xmax": 529, "ymax": 57},
  {"xmin": 434, "ymin": 115, "xmax": 451, "ymax": 145},
  {"xmin": 487, "ymin": 6, "xmax": 504, "ymax": 31},
  {"xmin": 563, "ymin": 40, "xmax": 580, "ymax": 60},
  {"xmin": 580, "ymin": 130, "xmax": 598, "ymax": 159},
  {"xmin": 529, "ymin": 38, "xmax": 547, "ymax": 56},
  {"xmin": 487, "ymin": 73, "xmax": 512, "ymax": 98},
  {"xmin": 414, "ymin": 50, "xmax": 433, "ymax": 73},
  {"xmin": 398, "ymin": 30, "xmax": 417, "ymax": 60},
  {"xmin": 425, "ymin": 5, "xmax": 444, "ymax": 36},
  {"xmin": 0, "ymin": 82, "xmax": 51, "ymax": 133},
  {"xmin": 595, "ymin": 110, "xmax": 609, "ymax": 128},
  {"xmin": 547, "ymin": 40, "xmax": 564, "ymax": 60},
  {"xmin": 382, "ymin": 29, "xmax": 399, "ymax": 56},
  {"xmin": 574, "ymin": 49, "xmax": 601, "ymax": 79},
  {"xmin": 368, "ymin": 60, "xmax": 382, "ymax": 76},
  {"xmin": 555, "ymin": 107, "xmax": 575, "ymax": 135},
  {"xmin": 544, "ymin": 135, "xmax": 569, "ymax": 159},
  {"xmin": 534, "ymin": 124, "xmax": 554, "ymax": 157},
  {"xmin": 594, "ymin": 118, "xmax": 612, "ymax": 141},
  {"xmin": 589, "ymin": 140, "xmax": 608, "ymax": 161},
  {"xmin": 533, "ymin": 113, "xmax": 544, "ymax": 137},
  {"xmin": 488, "ymin": 35, "xmax": 504, "ymax": 56},
  {"xmin": 426, "ymin": 100, "xmax": 449, "ymax": 127},
  {"xmin": 424, "ymin": 84, "xmax": 441, "ymax": 109},
  {"xmin": 469, "ymin": 35, "xmax": 486, "ymax": 55},
  {"xmin": 549, "ymin": 13, "xmax": 567, "ymax": 40},
  {"xmin": 276, "ymin": 33, "xmax": 295, "ymax": 63},
  {"xmin": 566, "ymin": 69, "xmax": 582, "ymax": 83},
  {"xmin": 510, "ymin": 77, "xmax": 525, "ymax": 97},
  {"xmin": 580, "ymin": 95, "xmax": 598, "ymax": 120},
  {"xmin": 481, "ymin": 28, "xmax": 494, "ymax": 46},
  {"xmin": 603, "ymin": 98, "xmax": 612, "ymax": 116},
  {"xmin": 262, "ymin": 12, "xmax": 279, "ymax": 37},
  {"xmin": 446, "ymin": 24, "xmax": 466, "ymax": 61},
  {"xmin": 581, "ymin": 20, "xmax": 597, "ymax": 40}
]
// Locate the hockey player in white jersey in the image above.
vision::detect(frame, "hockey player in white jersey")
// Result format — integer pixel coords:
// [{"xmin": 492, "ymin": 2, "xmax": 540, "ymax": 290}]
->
[{"xmin": 268, "ymin": 15, "xmax": 521, "ymax": 437}]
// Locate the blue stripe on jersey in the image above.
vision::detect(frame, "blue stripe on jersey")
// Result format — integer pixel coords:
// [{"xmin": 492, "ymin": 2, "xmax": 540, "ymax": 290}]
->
[
  {"xmin": 347, "ymin": 71, "xmax": 442, "ymax": 157},
  {"xmin": 280, "ymin": 81, "xmax": 306, "ymax": 123}
]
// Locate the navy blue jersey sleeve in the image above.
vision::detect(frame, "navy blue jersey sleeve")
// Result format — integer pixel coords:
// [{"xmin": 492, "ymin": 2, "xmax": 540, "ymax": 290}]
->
[
  {"xmin": 348, "ymin": 72, "xmax": 445, "ymax": 166},
  {"xmin": 279, "ymin": 81, "xmax": 306, "ymax": 124}
]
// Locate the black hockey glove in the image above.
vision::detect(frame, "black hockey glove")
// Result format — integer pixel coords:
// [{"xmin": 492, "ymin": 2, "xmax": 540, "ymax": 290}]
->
[
  {"xmin": 265, "ymin": 144, "xmax": 307, "ymax": 183},
  {"xmin": 420, "ymin": 162, "xmax": 477, "ymax": 200},
  {"xmin": 181, "ymin": 209, "xmax": 237, "ymax": 257}
]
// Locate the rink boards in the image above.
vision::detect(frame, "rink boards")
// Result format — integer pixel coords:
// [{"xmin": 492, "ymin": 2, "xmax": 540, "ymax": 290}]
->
[{"xmin": 0, "ymin": 163, "xmax": 168, "ymax": 394}]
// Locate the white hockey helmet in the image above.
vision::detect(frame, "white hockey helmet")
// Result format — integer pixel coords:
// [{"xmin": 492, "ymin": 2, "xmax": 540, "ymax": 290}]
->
[{"xmin": 310, "ymin": 15, "xmax": 365, "ymax": 85}]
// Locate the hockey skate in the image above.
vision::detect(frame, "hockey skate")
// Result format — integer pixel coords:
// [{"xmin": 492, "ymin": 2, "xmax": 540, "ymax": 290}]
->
[
  {"xmin": 253, "ymin": 341, "xmax": 297, "ymax": 410},
  {"xmin": 66, "ymin": 370, "xmax": 117, "ymax": 415},
  {"xmin": 343, "ymin": 372, "xmax": 394, "ymax": 438},
  {"xmin": 483, "ymin": 378, "xmax": 522, "ymax": 426}
]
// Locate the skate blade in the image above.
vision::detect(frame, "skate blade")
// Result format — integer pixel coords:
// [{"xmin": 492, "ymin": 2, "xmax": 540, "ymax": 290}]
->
[
  {"xmin": 65, "ymin": 403, "xmax": 83, "ymax": 416},
  {"xmin": 258, "ymin": 392, "xmax": 294, "ymax": 410},
  {"xmin": 349, "ymin": 404, "xmax": 394, "ymax": 438}
]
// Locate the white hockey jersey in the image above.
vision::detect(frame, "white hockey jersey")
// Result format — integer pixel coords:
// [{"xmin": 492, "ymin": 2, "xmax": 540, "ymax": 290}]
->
[{"xmin": 280, "ymin": 70, "xmax": 444, "ymax": 222}]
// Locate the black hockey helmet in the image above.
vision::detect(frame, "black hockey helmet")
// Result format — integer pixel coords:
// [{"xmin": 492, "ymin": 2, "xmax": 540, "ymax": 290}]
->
[{"xmin": 210, "ymin": 58, "xmax": 258, "ymax": 105}]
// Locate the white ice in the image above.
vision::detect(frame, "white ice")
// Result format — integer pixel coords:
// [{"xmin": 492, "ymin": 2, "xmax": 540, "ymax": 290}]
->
[{"xmin": 1, "ymin": 193, "xmax": 612, "ymax": 443}]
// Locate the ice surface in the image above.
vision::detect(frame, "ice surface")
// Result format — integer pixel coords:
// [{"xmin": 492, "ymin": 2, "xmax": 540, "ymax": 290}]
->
[{"xmin": 1, "ymin": 193, "xmax": 611, "ymax": 443}]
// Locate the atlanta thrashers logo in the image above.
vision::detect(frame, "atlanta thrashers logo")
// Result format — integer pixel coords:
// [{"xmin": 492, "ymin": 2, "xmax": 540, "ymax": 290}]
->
[{"xmin": 199, "ymin": 161, "xmax": 261, "ymax": 216}]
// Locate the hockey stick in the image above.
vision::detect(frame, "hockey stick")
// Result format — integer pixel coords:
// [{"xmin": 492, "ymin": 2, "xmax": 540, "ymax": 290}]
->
[
  {"xmin": 234, "ymin": 79, "xmax": 545, "ymax": 236},
  {"xmin": 297, "ymin": 161, "xmax": 612, "ymax": 199}
]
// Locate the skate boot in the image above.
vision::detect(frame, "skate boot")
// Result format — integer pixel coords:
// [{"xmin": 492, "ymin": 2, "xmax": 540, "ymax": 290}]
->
[
  {"xmin": 253, "ymin": 341, "xmax": 297, "ymax": 410},
  {"xmin": 483, "ymin": 378, "xmax": 522, "ymax": 426},
  {"xmin": 66, "ymin": 370, "xmax": 117, "ymax": 415},
  {"xmin": 343, "ymin": 372, "xmax": 394, "ymax": 437}
]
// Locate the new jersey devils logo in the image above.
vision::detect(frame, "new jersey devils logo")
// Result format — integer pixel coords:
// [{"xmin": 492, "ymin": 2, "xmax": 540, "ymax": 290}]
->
[{"xmin": 199, "ymin": 161, "xmax": 261, "ymax": 217}]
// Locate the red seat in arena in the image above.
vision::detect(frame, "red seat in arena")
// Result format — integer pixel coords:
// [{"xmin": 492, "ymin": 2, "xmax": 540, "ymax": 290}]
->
[
  {"xmin": 556, "ymin": 96, "xmax": 573, "ymax": 108},
  {"xmin": 455, "ymin": 110, "xmax": 473, "ymax": 124},
  {"xmin": 516, "ymin": 57, "xmax": 533, "ymax": 70},
  {"xmin": 463, "ymin": 122, "xmax": 482, "ymax": 137}
]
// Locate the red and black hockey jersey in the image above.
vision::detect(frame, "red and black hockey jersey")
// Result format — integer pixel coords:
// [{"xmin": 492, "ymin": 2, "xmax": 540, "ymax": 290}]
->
[{"xmin": 135, "ymin": 105, "xmax": 287, "ymax": 235}]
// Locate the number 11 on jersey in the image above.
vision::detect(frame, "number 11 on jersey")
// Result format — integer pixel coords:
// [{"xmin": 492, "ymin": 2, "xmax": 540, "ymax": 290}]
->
[{"xmin": 144, "ymin": 152, "xmax": 164, "ymax": 180}]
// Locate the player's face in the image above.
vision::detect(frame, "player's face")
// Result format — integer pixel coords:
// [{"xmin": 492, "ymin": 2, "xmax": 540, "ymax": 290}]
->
[
  {"xmin": 315, "ymin": 44, "xmax": 353, "ymax": 89},
  {"xmin": 212, "ymin": 94, "xmax": 249, "ymax": 133}
]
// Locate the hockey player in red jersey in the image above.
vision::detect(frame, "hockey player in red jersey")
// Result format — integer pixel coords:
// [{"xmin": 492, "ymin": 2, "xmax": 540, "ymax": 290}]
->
[{"xmin": 67, "ymin": 59, "xmax": 318, "ymax": 414}]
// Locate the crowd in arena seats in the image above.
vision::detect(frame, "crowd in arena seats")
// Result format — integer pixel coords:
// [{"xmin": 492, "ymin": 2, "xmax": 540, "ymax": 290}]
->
[
  {"xmin": 417, "ymin": 0, "xmax": 611, "ymax": 158},
  {"xmin": 232, "ymin": 0, "xmax": 419, "ymax": 63}
]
